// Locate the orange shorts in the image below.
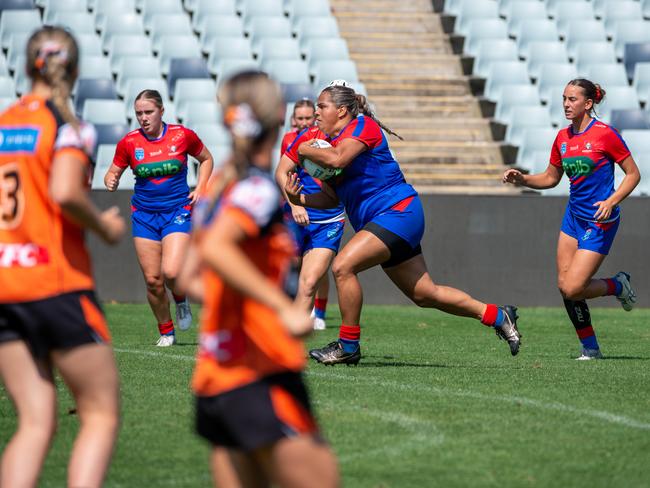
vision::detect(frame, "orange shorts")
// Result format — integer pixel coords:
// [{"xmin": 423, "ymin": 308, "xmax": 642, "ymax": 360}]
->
[
  {"xmin": 0, "ymin": 290, "xmax": 110, "ymax": 358},
  {"xmin": 195, "ymin": 372, "xmax": 320, "ymax": 451}
]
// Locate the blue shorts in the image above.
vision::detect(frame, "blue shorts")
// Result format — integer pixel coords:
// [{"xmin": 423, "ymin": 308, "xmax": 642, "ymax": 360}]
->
[
  {"xmin": 131, "ymin": 204, "xmax": 192, "ymax": 241},
  {"xmin": 288, "ymin": 219, "xmax": 345, "ymax": 255},
  {"xmin": 560, "ymin": 207, "xmax": 619, "ymax": 255},
  {"xmin": 370, "ymin": 195, "xmax": 425, "ymax": 249}
]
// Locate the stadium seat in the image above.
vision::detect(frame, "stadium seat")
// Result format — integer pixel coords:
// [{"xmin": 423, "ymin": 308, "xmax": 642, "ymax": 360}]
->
[
  {"xmin": 149, "ymin": 14, "xmax": 193, "ymax": 54},
  {"xmin": 14, "ymin": 68, "xmax": 30, "ymax": 95},
  {"xmin": 504, "ymin": 1, "xmax": 548, "ymax": 37},
  {"xmin": 573, "ymin": 42, "xmax": 618, "ymax": 70},
  {"xmin": 621, "ymin": 129, "xmax": 650, "ymax": 154},
  {"xmin": 294, "ymin": 17, "xmax": 340, "ymax": 42},
  {"xmin": 464, "ymin": 19, "xmax": 510, "ymax": 57},
  {"xmin": 197, "ymin": 15, "xmax": 243, "ymax": 41},
  {"xmin": 281, "ymin": 82, "xmax": 315, "ymax": 103},
  {"xmin": 167, "ymin": 58, "xmax": 210, "ymax": 97},
  {"xmin": 0, "ymin": 77, "xmax": 16, "ymax": 98},
  {"xmin": 193, "ymin": 123, "xmax": 231, "ymax": 146},
  {"xmin": 157, "ymin": 35, "xmax": 202, "ymax": 75},
  {"xmin": 182, "ymin": 101, "xmax": 221, "ymax": 126},
  {"xmin": 494, "ymin": 83, "xmax": 542, "ymax": 124},
  {"xmin": 285, "ymin": 0, "xmax": 332, "ymax": 18},
  {"xmin": 91, "ymin": 143, "xmax": 117, "ymax": 189},
  {"xmin": 205, "ymin": 144, "xmax": 231, "ymax": 171},
  {"xmin": 472, "ymin": 39, "xmax": 518, "ymax": 78},
  {"xmin": 546, "ymin": 0, "xmax": 590, "ymax": 19},
  {"xmin": 624, "ymin": 43, "xmax": 650, "ymax": 81},
  {"xmin": 74, "ymin": 78, "xmax": 118, "ymax": 115},
  {"xmin": 140, "ymin": 0, "xmax": 183, "ymax": 31},
  {"xmin": 212, "ymin": 58, "xmax": 260, "ymax": 86},
  {"xmin": 0, "ymin": 0, "xmax": 35, "ymax": 8},
  {"xmin": 0, "ymin": 96, "xmax": 16, "ymax": 112},
  {"xmin": 0, "ymin": 56, "xmax": 7, "ymax": 77},
  {"xmin": 257, "ymin": 38, "xmax": 302, "ymax": 64},
  {"xmin": 107, "ymin": 35, "xmax": 153, "ymax": 73},
  {"xmin": 581, "ymin": 63, "xmax": 629, "ymax": 89},
  {"xmin": 515, "ymin": 148, "xmax": 551, "ymax": 174},
  {"xmin": 537, "ymin": 63, "xmax": 577, "ymax": 103},
  {"xmin": 263, "ymin": 59, "xmax": 311, "ymax": 85},
  {"xmin": 76, "ymin": 34, "xmax": 103, "ymax": 57},
  {"xmin": 42, "ymin": 0, "xmax": 86, "ymax": 24},
  {"xmin": 548, "ymin": 85, "xmax": 571, "ymax": 125},
  {"xmin": 632, "ymin": 62, "xmax": 650, "ymax": 104},
  {"xmin": 0, "ymin": 10, "xmax": 41, "ymax": 49},
  {"xmin": 443, "ymin": 0, "xmax": 471, "ymax": 16},
  {"xmin": 600, "ymin": 2, "xmax": 643, "ymax": 36},
  {"xmin": 611, "ymin": 21, "xmax": 650, "ymax": 60},
  {"xmin": 505, "ymin": 106, "xmax": 553, "ymax": 147},
  {"xmin": 6, "ymin": 32, "xmax": 32, "ymax": 72},
  {"xmin": 526, "ymin": 42, "xmax": 569, "ymax": 80},
  {"xmin": 303, "ymin": 38, "xmax": 349, "ymax": 64},
  {"xmin": 50, "ymin": 12, "xmax": 96, "ymax": 35},
  {"xmin": 312, "ymin": 60, "xmax": 359, "ymax": 89},
  {"xmin": 483, "ymin": 61, "xmax": 530, "ymax": 101},
  {"xmin": 191, "ymin": 0, "xmax": 238, "ymax": 29},
  {"xmin": 245, "ymin": 15, "xmax": 292, "ymax": 39},
  {"xmin": 514, "ymin": 20, "xmax": 560, "ymax": 60},
  {"xmin": 643, "ymin": 0, "xmax": 650, "ymax": 19},
  {"xmin": 115, "ymin": 56, "xmax": 162, "ymax": 96},
  {"xmin": 455, "ymin": 0, "xmax": 499, "ymax": 36},
  {"xmin": 78, "ymin": 55, "xmax": 113, "ymax": 81},
  {"xmin": 554, "ymin": 2, "xmax": 597, "ymax": 36},
  {"xmin": 100, "ymin": 14, "xmax": 145, "ymax": 51},
  {"xmin": 174, "ymin": 79, "xmax": 217, "ymax": 114},
  {"xmin": 123, "ymin": 78, "xmax": 170, "ymax": 111},
  {"xmin": 94, "ymin": 0, "xmax": 136, "ymax": 29},
  {"xmin": 564, "ymin": 21, "xmax": 609, "ymax": 60},
  {"xmin": 516, "ymin": 127, "xmax": 557, "ymax": 167},
  {"xmin": 94, "ymin": 123, "xmax": 129, "ymax": 158},
  {"xmin": 609, "ymin": 109, "xmax": 650, "ymax": 131},
  {"xmin": 206, "ymin": 37, "xmax": 254, "ymax": 75},
  {"xmin": 497, "ymin": 0, "xmax": 533, "ymax": 17},
  {"xmin": 238, "ymin": 0, "xmax": 284, "ymax": 19},
  {"xmin": 82, "ymin": 99, "xmax": 127, "ymax": 125},
  {"xmin": 593, "ymin": 86, "xmax": 641, "ymax": 123}
]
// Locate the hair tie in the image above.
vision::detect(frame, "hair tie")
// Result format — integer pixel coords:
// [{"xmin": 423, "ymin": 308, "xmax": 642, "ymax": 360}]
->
[
  {"xmin": 34, "ymin": 41, "xmax": 68, "ymax": 74},
  {"xmin": 224, "ymin": 103, "xmax": 261, "ymax": 138},
  {"xmin": 595, "ymin": 86, "xmax": 601, "ymax": 101}
]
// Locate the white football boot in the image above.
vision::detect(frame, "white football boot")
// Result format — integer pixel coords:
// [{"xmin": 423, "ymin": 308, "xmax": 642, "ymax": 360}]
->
[
  {"xmin": 175, "ymin": 298, "xmax": 193, "ymax": 331},
  {"xmin": 156, "ymin": 334, "xmax": 176, "ymax": 347},
  {"xmin": 576, "ymin": 348, "xmax": 604, "ymax": 360},
  {"xmin": 615, "ymin": 272, "xmax": 636, "ymax": 312}
]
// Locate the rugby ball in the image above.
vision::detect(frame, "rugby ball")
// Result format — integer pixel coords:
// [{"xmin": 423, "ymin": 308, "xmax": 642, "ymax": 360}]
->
[{"xmin": 301, "ymin": 139, "xmax": 341, "ymax": 180}]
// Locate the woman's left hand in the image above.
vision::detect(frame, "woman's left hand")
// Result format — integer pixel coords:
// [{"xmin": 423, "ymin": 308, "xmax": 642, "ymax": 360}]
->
[{"xmin": 593, "ymin": 199, "xmax": 615, "ymax": 221}]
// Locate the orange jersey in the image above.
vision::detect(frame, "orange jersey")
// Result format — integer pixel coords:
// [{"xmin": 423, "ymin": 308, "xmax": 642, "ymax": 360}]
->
[
  {"xmin": 192, "ymin": 168, "xmax": 305, "ymax": 397},
  {"xmin": 0, "ymin": 95, "xmax": 97, "ymax": 303}
]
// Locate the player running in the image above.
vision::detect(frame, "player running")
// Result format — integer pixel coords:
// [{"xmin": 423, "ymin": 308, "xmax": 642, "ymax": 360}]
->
[
  {"xmin": 104, "ymin": 90, "xmax": 213, "ymax": 346},
  {"xmin": 282, "ymin": 83, "xmax": 522, "ymax": 365},
  {"xmin": 0, "ymin": 26, "xmax": 125, "ymax": 487},
  {"xmin": 503, "ymin": 79, "xmax": 640, "ymax": 360},
  {"xmin": 277, "ymin": 97, "xmax": 344, "ymax": 331},
  {"xmin": 178, "ymin": 71, "xmax": 339, "ymax": 488}
]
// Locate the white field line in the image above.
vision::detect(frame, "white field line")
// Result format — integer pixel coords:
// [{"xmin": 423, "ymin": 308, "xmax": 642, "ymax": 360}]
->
[{"xmin": 113, "ymin": 348, "xmax": 650, "ymax": 431}]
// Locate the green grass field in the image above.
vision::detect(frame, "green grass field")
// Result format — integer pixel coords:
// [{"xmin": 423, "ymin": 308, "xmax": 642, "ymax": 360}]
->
[{"xmin": 1, "ymin": 304, "xmax": 649, "ymax": 487}]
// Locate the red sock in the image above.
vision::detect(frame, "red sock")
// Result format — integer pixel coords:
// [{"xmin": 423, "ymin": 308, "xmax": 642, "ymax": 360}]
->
[
  {"xmin": 339, "ymin": 324, "xmax": 360, "ymax": 342},
  {"xmin": 481, "ymin": 304, "xmax": 499, "ymax": 326},
  {"xmin": 314, "ymin": 297, "xmax": 328, "ymax": 312},
  {"xmin": 158, "ymin": 320, "xmax": 174, "ymax": 335}
]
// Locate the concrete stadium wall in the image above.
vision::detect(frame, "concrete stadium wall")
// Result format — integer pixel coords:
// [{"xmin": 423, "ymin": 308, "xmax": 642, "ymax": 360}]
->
[{"xmin": 89, "ymin": 191, "xmax": 650, "ymax": 307}]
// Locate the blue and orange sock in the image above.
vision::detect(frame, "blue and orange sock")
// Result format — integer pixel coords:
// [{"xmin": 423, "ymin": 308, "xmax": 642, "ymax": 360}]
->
[
  {"xmin": 172, "ymin": 293, "xmax": 186, "ymax": 304},
  {"xmin": 339, "ymin": 324, "xmax": 360, "ymax": 353},
  {"xmin": 602, "ymin": 278, "xmax": 622, "ymax": 297},
  {"xmin": 158, "ymin": 320, "xmax": 174, "ymax": 336},
  {"xmin": 314, "ymin": 297, "xmax": 327, "ymax": 320},
  {"xmin": 481, "ymin": 304, "xmax": 505, "ymax": 328}
]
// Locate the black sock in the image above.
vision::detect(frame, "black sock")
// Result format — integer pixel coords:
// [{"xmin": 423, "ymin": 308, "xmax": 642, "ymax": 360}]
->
[{"xmin": 563, "ymin": 299, "xmax": 599, "ymax": 349}]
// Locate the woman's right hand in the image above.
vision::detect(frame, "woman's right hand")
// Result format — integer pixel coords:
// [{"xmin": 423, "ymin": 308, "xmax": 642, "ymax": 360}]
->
[
  {"xmin": 502, "ymin": 168, "xmax": 525, "ymax": 185},
  {"xmin": 104, "ymin": 172, "xmax": 119, "ymax": 192},
  {"xmin": 284, "ymin": 171, "xmax": 304, "ymax": 206},
  {"xmin": 98, "ymin": 206, "xmax": 126, "ymax": 245},
  {"xmin": 291, "ymin": 205, "xmax": 310, "ymax": 226},
  {"xmin": 278, "ymin": 304, "xmax": 313, "ymax": 339}
]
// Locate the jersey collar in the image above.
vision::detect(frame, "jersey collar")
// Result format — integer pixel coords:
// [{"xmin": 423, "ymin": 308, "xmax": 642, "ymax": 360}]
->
[
  {"xmin": 140, "ymin": 122, "xmax": 168, "ymax": 142},
  {"xmin": 569, "ymin": 118, "xmax": 597, "ymax": 136}
]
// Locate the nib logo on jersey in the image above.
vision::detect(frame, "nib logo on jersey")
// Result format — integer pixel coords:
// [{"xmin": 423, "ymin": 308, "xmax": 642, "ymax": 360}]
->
[
  {"xmin": 134, "ymin": 159, "xmax": 183, "ymax": 179},
  {"xmin": 562, "ymin": 156, "xmax": 595, "ymax": 178}
]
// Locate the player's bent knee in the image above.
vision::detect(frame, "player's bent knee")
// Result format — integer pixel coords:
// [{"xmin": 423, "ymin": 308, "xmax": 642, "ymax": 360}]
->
[{"xmin": 558, "ymin": 283, "xmax": 586, "ymax": 300}]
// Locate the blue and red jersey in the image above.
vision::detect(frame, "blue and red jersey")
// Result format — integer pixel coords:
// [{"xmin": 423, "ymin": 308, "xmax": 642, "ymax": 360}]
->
[
  {"xmin": 285, "ymin": 115, "xmax": 416, "ymax": 232},
  {"xmin": 113, "ymin": 123, "xmax": 205, "ymax": 212},
  {"xmin": 550, "ymin": 119, "xmax": 631, "ymax": 222},
  {"xmin": 282, "ymin": 129, "xmax": 345, "ymax": 224}
]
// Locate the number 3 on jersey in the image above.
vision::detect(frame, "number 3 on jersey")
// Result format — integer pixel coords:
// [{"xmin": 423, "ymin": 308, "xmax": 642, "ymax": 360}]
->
[{"xmin": 0, "ymin": 163, "xmax": 23, "ymax": 230}]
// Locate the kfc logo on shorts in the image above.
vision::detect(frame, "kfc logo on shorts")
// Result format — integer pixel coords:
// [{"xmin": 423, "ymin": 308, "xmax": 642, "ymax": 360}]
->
[{"xmin": 135, "ymin": 148, "xmax": 145, "ymax": 160}]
